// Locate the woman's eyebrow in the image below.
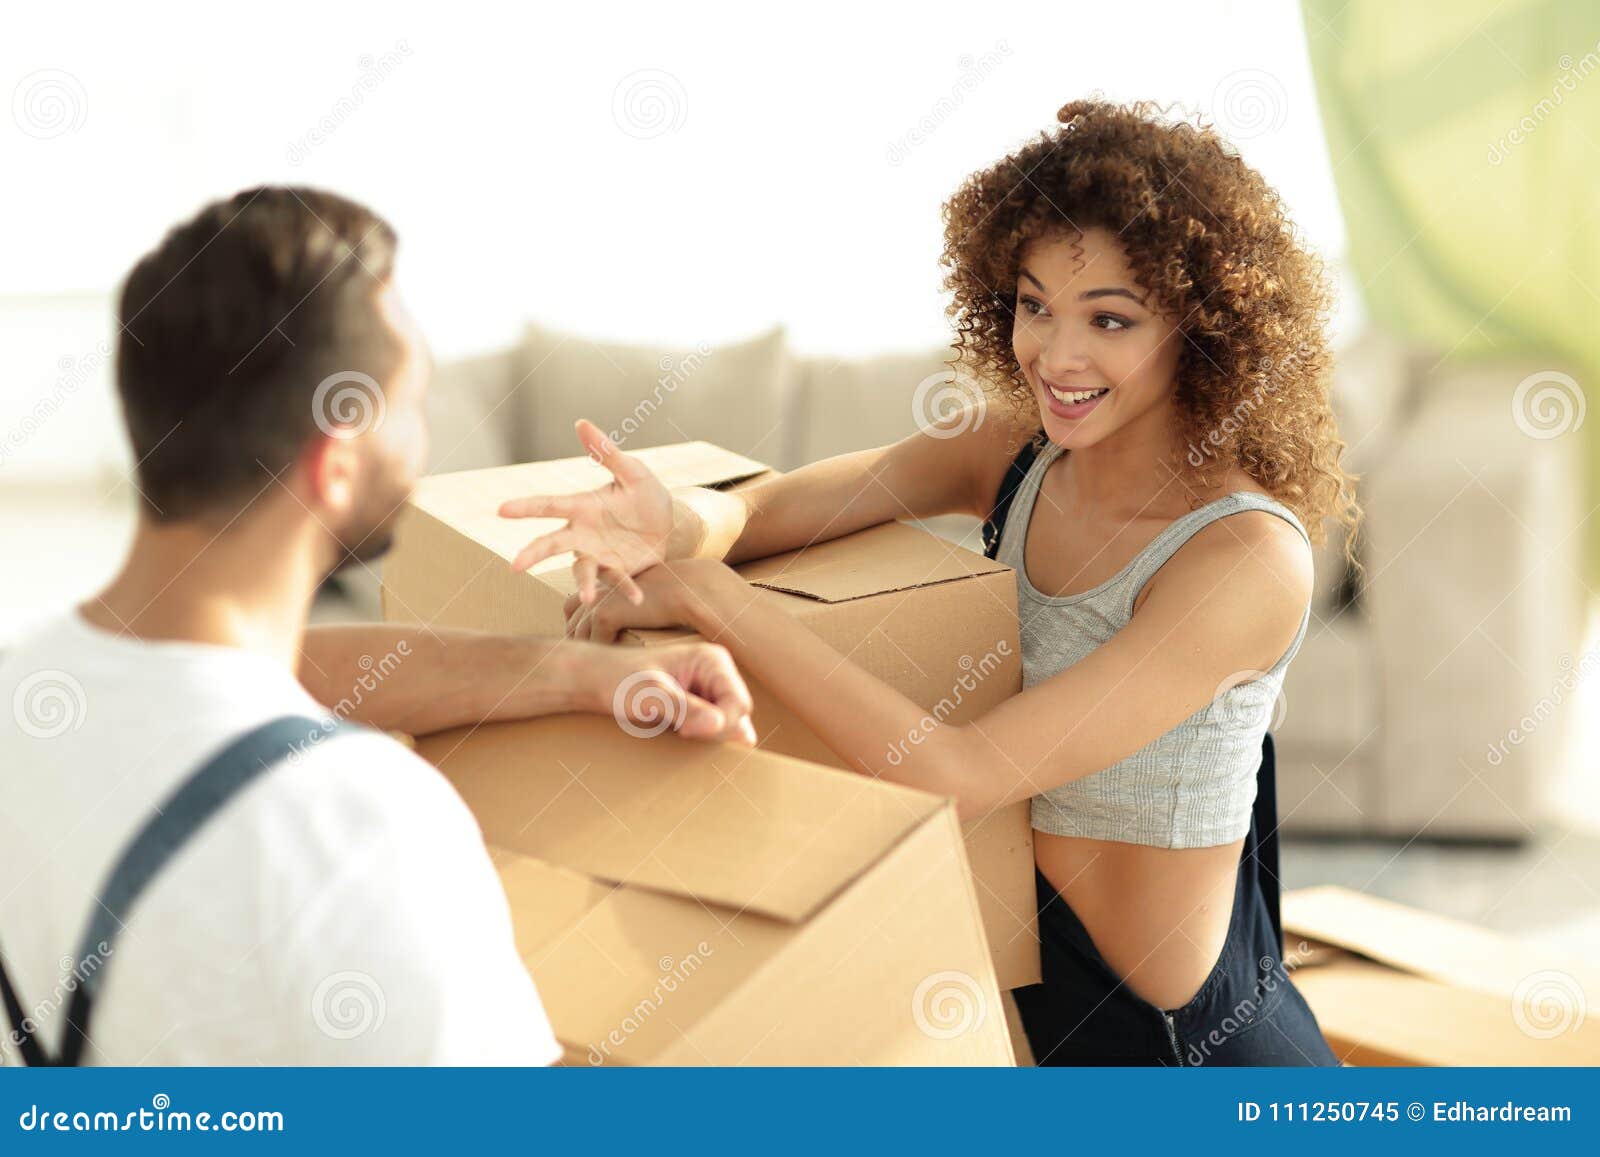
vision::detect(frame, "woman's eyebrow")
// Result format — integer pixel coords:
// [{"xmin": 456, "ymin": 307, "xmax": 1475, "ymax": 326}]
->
[
  {"xmin": 1018, "ymin": 269, "xmax": 1143, "ymax": 306},
  {"xmin": 1079, "ymin": 286, "xmax": 1143, "ymax": 303}
]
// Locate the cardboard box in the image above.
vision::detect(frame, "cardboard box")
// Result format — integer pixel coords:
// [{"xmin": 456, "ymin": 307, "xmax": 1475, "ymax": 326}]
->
[
  {"xmin": 1282, "ymin": 885, "xmax": 1600, "ymax": 1066},
  {"xmin": 414, "ymin": 715, "xmax": 1015, "ymax": 1065},
  {"xmin": 383, "ymin": 442, "xmax": 1040, "ymax": 988}
]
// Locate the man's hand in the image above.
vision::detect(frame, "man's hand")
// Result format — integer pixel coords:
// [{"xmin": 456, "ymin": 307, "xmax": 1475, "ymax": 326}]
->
[
  {"xmin": 572, "ymin": 639, "xmax": 756, "ymax": 746},
  {"xmin": 499, "ymin": 419, "xmax": 685, "ymax": 607}
]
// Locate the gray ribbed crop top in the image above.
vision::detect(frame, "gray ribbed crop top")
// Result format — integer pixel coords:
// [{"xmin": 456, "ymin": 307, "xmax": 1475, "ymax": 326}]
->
[{"xmin": 994, "ymin": 439, "xmax": 1312, "ymax": 849}]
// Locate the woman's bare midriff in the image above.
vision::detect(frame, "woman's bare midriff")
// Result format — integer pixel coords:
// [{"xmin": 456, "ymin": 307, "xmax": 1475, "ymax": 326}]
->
[{"xmin": 1034, "ymin": 829, "xmax": 1244, "ymax": 1012}]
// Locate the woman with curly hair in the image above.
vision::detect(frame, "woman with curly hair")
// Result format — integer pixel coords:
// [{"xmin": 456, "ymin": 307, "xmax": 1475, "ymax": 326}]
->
[{"xmin": 502, "ymin": 99, "xmax": 1361, "ymax": 1066}]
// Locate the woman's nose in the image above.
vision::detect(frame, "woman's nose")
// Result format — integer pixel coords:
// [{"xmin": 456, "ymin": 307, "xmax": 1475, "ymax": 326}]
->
[{"xmin": 1039, "ymin": 334, "xmax": 1091, "ymax": 377}]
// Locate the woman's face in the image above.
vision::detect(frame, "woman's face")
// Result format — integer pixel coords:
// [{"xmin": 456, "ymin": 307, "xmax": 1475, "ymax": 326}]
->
[{"xmin": 1011, "ymin": 227, "xmax": 1183, "ymax": 452}]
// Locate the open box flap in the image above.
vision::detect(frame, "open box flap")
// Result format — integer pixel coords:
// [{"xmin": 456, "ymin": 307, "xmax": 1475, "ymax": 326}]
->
[
  {"xmin": 488, "ymin": 848, "xmax": 616, "ymax": 956},
  {"xmin": 488, "ymin": 844, "xmax": 797, "ymax": 1065},
  {"xmin": 418, "ymin": 715, "xmax": 941, "ymax": 924},
  {"xmin": 1282, "ymin": 885, "xmax": 1600, "ymax": 1001},
  {"xmin": 408, "ymin": 442, "xmax": 771, "ymax": 567},
  {"xmin": 737, "ymin": 521, "xmax": 1012, "ymax": 604}
]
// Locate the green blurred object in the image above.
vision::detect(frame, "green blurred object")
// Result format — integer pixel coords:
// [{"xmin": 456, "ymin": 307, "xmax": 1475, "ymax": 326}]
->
[{"xmin": 1302, "ymin": 0, "xmax": 1600, "ymax": 580}]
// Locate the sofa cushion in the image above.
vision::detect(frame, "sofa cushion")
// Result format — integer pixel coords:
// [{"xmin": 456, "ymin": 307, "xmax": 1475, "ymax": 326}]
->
[
  {"xmin": 1306, "ymin": 327, "xmax": 1431, "ymax": 616},
  {"xmin": 1273, "ymin": 615, "xmax": 1380, "ymax": 833},
  {"xmin": 514, "ymin": 323, "xmax": 790, "ymax": 466},
  {"xmin": 785, "ymin": 349, "xmax": 959, "ymax": 469},
  {"xmin": 424, "ymin": 349, "xmax": 519, "ymax": 475}
]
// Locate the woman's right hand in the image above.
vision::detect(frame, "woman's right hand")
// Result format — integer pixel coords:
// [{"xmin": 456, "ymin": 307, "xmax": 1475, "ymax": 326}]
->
[{"xmin": 498, "ymin": 419, "xmax": 694, "ymax": 607}]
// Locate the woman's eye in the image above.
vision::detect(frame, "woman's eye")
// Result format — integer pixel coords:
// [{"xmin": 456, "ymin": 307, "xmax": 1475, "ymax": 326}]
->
[
  {"xmin": 1018, "ymin": 295, "xmax": 1046, "ymax": 317},
  {"xmin": 1093, "ymin": 313, "xmax": 1132, "ymax": 331}
]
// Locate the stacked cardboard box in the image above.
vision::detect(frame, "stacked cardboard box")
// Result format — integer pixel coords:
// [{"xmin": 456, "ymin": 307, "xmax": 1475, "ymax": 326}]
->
[
  {"xmin": 1283, "ymin": 885, "xmax": 1600, "ymax": 1065},
  {"xmin": 414, "ymin": 715, "xmax": 1014, "ymax": 1064},
  {"xmin": 384, "ymin": 442, "xmax": 1040, "ymax": 990}
]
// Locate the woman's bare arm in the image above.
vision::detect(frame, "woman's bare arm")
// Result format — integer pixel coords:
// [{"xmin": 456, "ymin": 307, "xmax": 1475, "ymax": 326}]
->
[
  {"xmin": 668, "ymin": 405, "xmax": 1034, "ymax": 565},
  {"xmin": 599, "ymin": 511, "xmax": 1311, "ymax": 820}
]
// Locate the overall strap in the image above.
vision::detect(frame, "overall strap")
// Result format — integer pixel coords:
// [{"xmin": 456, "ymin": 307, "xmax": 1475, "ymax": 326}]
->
[
  {"xmin": 982, "ymin": 434, "xmax": 1045, "ymax": 560},
  {"xmin": 0, "ymin": 713, "xmax": 334, "ymax": 1066},
  {"xmin": 1250, "ymin": 731, "xmax": 1285, "ymax": 952}
]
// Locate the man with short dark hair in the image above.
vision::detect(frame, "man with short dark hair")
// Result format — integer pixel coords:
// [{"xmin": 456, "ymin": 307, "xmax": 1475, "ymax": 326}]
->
[{"xmin": 0, "ymin": 187, "xmax": 753, "ymax": 1065}]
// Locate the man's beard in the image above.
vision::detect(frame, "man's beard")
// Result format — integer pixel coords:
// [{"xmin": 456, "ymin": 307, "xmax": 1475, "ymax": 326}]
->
[{"xmin": 324, "ymin": 475, "xmax": 411, "ymax": 580}]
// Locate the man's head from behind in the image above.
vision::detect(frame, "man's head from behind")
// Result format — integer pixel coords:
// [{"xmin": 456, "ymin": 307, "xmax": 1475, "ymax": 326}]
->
[{"xmin": 116, "ymin": 187, "xmax": 429, "ymax": 572}]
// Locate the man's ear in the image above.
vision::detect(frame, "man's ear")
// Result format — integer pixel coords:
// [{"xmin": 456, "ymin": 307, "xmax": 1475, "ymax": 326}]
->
[{"xmin": 298, "ymin": 433, "xmax": 361, "ymax": 516}]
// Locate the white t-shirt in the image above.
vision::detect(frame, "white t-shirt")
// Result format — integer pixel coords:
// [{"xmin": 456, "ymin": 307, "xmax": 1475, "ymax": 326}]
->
[{"xmin": 0, "ymin": 610, "xmax": 561, "ymax": 1066}]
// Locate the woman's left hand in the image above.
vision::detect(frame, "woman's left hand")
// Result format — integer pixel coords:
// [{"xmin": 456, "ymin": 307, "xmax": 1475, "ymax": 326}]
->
[{"xmin": 564, "ymin": 558, "xmax": 741, "ymax": 644}]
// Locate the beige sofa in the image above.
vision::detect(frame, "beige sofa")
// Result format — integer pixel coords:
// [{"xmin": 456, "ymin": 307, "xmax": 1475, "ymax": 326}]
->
[{"xmin": 338, "ymin": 322, "xmax": 1588, "ymax": 842}]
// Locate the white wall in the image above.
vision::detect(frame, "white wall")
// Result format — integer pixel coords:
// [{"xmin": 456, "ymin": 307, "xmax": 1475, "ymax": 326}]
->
[{"xmin": 1, "ymin": 0, "xmax": 1355, "ymax": 483}]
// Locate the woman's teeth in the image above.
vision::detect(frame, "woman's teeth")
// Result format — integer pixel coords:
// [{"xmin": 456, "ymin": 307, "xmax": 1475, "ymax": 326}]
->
[{"xmin": 1048, "ymin": 384, "xmax": 1110, "ymax": 405}]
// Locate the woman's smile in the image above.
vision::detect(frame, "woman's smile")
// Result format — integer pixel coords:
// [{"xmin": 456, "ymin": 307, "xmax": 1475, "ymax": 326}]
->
[{"xmin": 1040, "ymin": 375, "xmax": 1112, "ymax": 418}]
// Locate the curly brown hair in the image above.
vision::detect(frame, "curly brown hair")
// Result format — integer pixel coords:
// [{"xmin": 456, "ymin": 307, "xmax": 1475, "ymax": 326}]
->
[{"xmin": 941, "ymin": 98, "xmax": 1361, "ymax": 569}]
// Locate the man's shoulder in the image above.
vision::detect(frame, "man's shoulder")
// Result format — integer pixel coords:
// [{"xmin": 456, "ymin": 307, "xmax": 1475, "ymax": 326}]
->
[{"xmin": 260, "ymin": 722, "xmax": 474, "ymax": 841}]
